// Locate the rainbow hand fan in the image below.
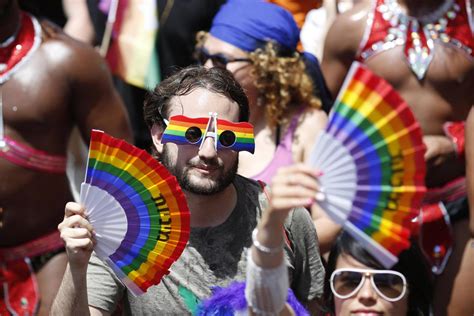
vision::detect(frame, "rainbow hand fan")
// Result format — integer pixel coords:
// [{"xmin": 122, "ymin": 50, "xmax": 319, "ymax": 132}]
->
[
  {"xmin": 310, "ymin": 62, "xmax": 426, "ymax": 268},
  {"xmin": 80, "ymin": 130, "xmax": 190, "ymax": 295}
]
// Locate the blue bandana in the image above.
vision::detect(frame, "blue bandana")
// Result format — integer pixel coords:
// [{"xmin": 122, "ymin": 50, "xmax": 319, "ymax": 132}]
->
[{"xmin": 210, "ymin": 0, "xmax": 299, "ymax": 53}]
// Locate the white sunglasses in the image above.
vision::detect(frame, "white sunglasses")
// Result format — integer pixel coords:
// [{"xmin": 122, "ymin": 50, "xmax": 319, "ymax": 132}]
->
[{"xmin": 330, "ymin": 268, "xmax": 407, "ymax": 302}]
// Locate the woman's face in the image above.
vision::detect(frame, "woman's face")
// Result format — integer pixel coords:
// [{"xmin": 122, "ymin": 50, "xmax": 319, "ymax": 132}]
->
[
  {"xmin": 201, "ymin": 35, "xmax": 259, "ymax": 109},
  {"xmin": 333, "ymin": 254, "xmax": 409, "ymax": 316}
]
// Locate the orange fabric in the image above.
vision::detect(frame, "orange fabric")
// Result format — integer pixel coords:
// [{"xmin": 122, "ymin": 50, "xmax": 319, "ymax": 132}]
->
[{"xmin": 268, "ymin": 0, "xmax": 322, "ymax": 28}]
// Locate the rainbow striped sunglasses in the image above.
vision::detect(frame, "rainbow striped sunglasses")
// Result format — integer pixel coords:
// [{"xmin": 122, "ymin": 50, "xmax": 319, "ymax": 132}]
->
[{"xmin": 162, "ymin": 113, "xmax": 255, "ymax": 154}]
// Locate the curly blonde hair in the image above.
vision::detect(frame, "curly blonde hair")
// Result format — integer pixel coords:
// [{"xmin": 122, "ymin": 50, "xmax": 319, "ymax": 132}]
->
[
  {"xmin": 250, "ymin": 42, "xmax": 321, "ymax": 126},
  {"xmin": 196, "ymin": 32, "xmax": 321, "ymax": 127}
]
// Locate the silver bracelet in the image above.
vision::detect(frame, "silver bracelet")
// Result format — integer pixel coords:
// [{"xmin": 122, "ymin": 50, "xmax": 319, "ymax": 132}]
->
[{"xmin": 251, "ymin": 228, "xmax": 284, "ymax": 254}]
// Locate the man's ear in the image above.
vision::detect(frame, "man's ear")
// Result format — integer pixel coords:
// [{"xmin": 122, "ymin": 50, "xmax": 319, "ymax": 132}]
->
[{"xmin": 150, "ymin": 124, "xmax": 164, "ymax": 155}]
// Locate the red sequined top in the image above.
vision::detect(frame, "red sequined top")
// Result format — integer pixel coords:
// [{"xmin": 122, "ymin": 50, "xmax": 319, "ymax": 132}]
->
[{"xmin": 357, "ymin": 0, "xmax": 474, "ymax": 80}]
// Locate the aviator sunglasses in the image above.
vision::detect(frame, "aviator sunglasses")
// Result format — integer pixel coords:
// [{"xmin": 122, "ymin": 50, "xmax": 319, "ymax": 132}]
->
[
  {"xmin": 330, "ymin": 268, "xmax": 407, "ymax": 302},
  {"xmin": 196, "ymin": 48, "xmax": 252, "ymax": 69},
  {"xmin": 161, "ymin": 113, "xmax": 255, "ymax": 154}
]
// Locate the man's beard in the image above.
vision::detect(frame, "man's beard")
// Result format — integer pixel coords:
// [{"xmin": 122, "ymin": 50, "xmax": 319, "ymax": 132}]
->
[{"xmin": 160, "ymin": 146, "xmax": 238, "ymax": 195}]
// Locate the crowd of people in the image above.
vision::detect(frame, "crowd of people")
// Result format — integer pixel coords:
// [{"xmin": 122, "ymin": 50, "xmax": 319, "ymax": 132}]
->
[{"xmin": 1, "ymin": 0, "xmax": 472, "ymax": 315}]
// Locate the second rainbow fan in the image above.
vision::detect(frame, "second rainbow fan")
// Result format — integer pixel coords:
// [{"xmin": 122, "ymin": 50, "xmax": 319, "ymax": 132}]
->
[
  {"xmin": 80, "ymin": 130, "xmax": 190, "ymax": 295},
  {"xmin": 310, "ymin": 62, "xmax": 426, "ymax": 268}
]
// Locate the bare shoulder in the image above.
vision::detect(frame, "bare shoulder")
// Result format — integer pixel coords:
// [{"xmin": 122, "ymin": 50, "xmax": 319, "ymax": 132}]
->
[
  {"xmin": 297, "ymin": 107, "xmax": 327, "ymax": 132},
  {"xmin": 35, "ymin": 20, "xmax": 132, "ymax": 143},
  {"xmin": 296, "ymin": 107, "xmax": 327, "ymax": 147},
  {"xmin": 38, "ymin": 20, "xmax": 109, "ymax": 81},
  {"xmin": 322, "ymin": 2, "xmax": 371, "ymax": 96},
  {"xmin": 324, "ymin": 2, "xmax": 371, "ymax": 57},
  {"xmin": 294, "ymin": 107, "xmax": 328, "ymax": 162}
]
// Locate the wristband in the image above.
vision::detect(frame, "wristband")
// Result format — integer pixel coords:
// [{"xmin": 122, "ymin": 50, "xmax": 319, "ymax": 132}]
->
[
  {"xmin": 443, "ymin": 121, "xmax": 465, "ymax": 159},
  {"xmin": 245, "ymin": 249, "xmax": 289, "ymax": 315},
  {"xmin": 252, "ymin": 228, "xmax": 284, "ymax": 254}
]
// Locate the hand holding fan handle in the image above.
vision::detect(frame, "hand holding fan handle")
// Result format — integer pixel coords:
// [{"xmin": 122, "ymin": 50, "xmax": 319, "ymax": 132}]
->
[
  {"xmin": 57, "ymin": 202, "xmax": 96, "ymax": 270},
  {"xmin": 79, "ymin": 129, "xmax": 191, "ymax": 295},
  {"xmin": 54, "ymin": 202, "xmax": 96, "ymax": 315}
]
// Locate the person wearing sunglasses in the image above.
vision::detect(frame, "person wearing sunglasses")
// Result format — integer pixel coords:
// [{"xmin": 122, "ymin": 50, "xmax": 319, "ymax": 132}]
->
[
  {"xmin": 195, "ymin": 0, "xmax": 328, "ymax": 186},
  {"xmin": 195, "ymin": 0, "xmax": 344, "ymax": 254},
  {"xmin": 161, "ymin": 113, "xmax": 256, "ymax": 154},
  {"xmin": 324, "ymin": 232, "xmax": 433, "ymax": 316},
  {"xmin": 52, "ymin": 66, "xmax": 325, "ymax": 315}
]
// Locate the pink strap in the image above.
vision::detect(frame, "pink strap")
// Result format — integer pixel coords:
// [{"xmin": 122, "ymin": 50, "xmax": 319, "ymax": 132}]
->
[
  {"xmin": 0, "ymin": 230, "xmax": 64, "ymax": 262},
  {"xmin": 0, "ymin": 136, "xmax": 67, "ymax": 173}
]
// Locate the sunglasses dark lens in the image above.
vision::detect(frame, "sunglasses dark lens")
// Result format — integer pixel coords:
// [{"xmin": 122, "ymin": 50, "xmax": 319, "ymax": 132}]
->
[
  {"xmin": 219, "ymin": 130, "xmax": 236, "ymax": 147},
  {"xmin": 373, "ymin": 273, "xmax": 404, "ymax": 299},
  {"xmin": 197, "ymin": 49, "xmax": 209, "ymax": 65},
  {"xmin": 185, "ymin": 126, "xmax": 203, "ymax": 144},
  {"xmin": 333, "ymin": 271, "xmax": 363, "ymax": 296},
  {"xmin": 210, "ymin": 56, "xmax": 228, "ymax": 68}
]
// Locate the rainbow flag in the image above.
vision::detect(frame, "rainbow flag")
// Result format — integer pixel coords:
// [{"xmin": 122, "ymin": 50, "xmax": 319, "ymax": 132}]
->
[{"xmin": 102, "ymin": 0, "xmax": 160, "ymax": 89}]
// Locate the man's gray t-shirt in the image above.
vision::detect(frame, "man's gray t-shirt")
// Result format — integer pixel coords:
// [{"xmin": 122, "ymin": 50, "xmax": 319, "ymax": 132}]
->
[{"xmin": 87, "ymin": 175, "xmax": 324, "ymax": 315}]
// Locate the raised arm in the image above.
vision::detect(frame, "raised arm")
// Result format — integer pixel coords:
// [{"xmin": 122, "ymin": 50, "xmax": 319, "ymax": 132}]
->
[
  {"xmin": 316, "ymin": 5, "xmax": 369, "ymax": 251},
  {"xmin": 62, "ymin": 0, "xmax": 96, "ymax": 44},
  {"xmin": 52, "ymin": 202, "xmax": 107, "ymax": 316},
  {"xmin": 247, "ymin": 164, "xmax": 322, "ymax": 315},
  {"xmin": 321, "ymin": 4, "xmax": 367, "ymax": 97}
]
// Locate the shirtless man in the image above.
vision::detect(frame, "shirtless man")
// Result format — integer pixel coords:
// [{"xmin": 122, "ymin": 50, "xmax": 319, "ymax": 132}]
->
[
  {"xmin": 321, "ymin": 0, "xmax": 473, "ymax": 314},
  {"xmin": 0, "ymin": 0, "xmax": 132, "ymax": 315}
]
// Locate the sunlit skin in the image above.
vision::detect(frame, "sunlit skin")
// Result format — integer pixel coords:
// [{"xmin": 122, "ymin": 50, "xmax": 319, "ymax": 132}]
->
[
  {"xmin": 0, "ymin": 1, "xmax": 132, "ymax": 315},
  {"xmin": 333, "ymin": 255, "xmax": 408, "ymax": 316}
]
